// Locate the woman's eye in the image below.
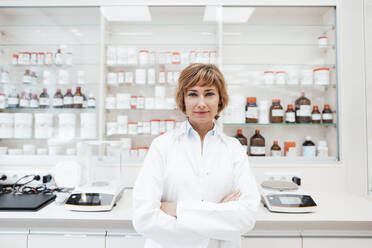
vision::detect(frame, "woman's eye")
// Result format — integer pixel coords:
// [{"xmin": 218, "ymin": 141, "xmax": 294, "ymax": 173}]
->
[
  {"xmin": 188, "ymin": 93, "xmax": 197, "ymax": 96},
  {"xmin": 206, "ymin": 92, "xmax": 215, "ymax": 96}
]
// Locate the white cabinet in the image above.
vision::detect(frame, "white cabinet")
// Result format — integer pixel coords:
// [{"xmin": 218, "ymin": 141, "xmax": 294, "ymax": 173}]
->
[
  {"xmin": 303, "ymin": 237, "xmax": 372, "ymax": 248},
  {"xmin": 28, "ymin": 230, "xmax": 105, "ymax": 248},
  {"xmin": 0, "ymin": 230, "xmax": 28, "ymax": 248},
  {"xmin": 106, "ymin": 232, "xmax": 145, "ymax": 248},
  {"xmin": 241, "ymin": 236, "xmax": 301, "ymax": 248}
]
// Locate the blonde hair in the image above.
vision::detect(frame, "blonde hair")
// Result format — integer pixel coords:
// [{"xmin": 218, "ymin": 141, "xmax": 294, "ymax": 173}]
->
[{"xmin": 175, "ymin": 63, "xmax": 229, "ymax": 119}]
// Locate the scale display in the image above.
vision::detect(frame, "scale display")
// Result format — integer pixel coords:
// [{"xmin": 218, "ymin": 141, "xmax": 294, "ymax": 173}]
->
[{"xmin": 65, "ymin": 193, "xmax": 114, "ymax": 206}]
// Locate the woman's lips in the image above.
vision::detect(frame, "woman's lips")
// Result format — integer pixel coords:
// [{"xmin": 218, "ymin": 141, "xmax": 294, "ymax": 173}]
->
[{"xmin": 195, "ymin": 111, "xmax": 208, "ymax": 115}]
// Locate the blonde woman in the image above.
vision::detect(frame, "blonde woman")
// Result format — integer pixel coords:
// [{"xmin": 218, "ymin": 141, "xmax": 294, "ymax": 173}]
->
[{"xmin": 133, "ymin": 63, "xmax": 260, "ymax": 248}]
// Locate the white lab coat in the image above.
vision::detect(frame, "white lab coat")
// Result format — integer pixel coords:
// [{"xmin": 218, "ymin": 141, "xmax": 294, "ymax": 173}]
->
[{"xmin": 133, "ymin": 120, "xmax": 260, "ymax": 248}]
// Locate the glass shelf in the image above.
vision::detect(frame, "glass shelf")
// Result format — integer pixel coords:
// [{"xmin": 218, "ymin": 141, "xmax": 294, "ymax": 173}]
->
[
  {"xmin": 0, "ymin": 108, "xmax": 96, "ymax": 112},
  {"xmin": 0, "ymin": 43, "xmax": 100, "ymax": 47},
  {"xmin": 223, "ymin": 44, "xmax": 335, "ymax": 48},
  {"xmin": 0, "ymin": 24, "xmax": 99, "ymax": 28},
  {"xmin": 106, "ymin": 108, "xmax": 177, "ymax": 111},
  {"xmin": 0, "ymin": 137, "xmax": 96, "ymax": 141},
  {"xmin": 107, "ymin": 84, "xmax": 176, "ymax": 88},
  {"xmin": 223, "ymin": 123, "xmax": 336, "ymax": 127},
  {"xmin": 106, "ymin": 43, "xmax": 217, "ymax": 47},
  {"xmin": 222, "ymin": 63, "xmax": 335, "ymax": 67},
  {"xmin": 226, "ymin": 84, "xmax": 336, "ymax": 89},
  {"xmin": 9, "ymin": 63, "xmax": 100, "ymax": 67},
  {"xmin": 0, "ymin": 83, "xmax": 100, "ymax": 87},
  {"xmin": 106, "ymin": 134, "xmax": 159, "ymax": 137}
]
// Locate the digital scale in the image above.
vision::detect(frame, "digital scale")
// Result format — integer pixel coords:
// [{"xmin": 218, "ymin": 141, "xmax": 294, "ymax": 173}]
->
[
  {"xmin": 65, "ymin": 184, "xmax": 123, "ymax": 212},
  {"xmin": 260, "ymin": 180, "xmax": 317, "ymax": 213}
]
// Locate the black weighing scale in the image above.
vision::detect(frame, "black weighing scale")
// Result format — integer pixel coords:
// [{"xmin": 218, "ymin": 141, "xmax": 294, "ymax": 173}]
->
[{"xmin": 0, "ymin": 193, "xmax": 56, "ymax": 211}]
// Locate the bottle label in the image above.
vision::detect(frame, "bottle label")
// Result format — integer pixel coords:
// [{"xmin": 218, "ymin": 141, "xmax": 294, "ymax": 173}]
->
[
  {"xmin": 297, "ymin": 105, "xmax": 311, "ymax": 117},
  {"xmin": 88, "ymin": 99, "xmax": 96, "ymax": 107},
  {"xmin": 53, "ymin": 98, "xmax": 63, "ymax": 107},
  {"xmin": 39, "ymin": 98, "xmax": 50, "ymax": 106},
  {"xmin": 30, "ymin": 100, "xmax": 39, "ymax": 108},
  {"xmin": 19, "ymin": 99, "xmax": 29, "ymax": 107},
  {"xmin": 271, "ymin": 150, "xmax": 281, "ymax": 157},
  {"xmin": 322, "ymin": 113, "xmax": 333, "ymax": 120},
  {"xmin": 272, "ymin": 109, "xmax": 283, "ymax": 117},
  {"xmin": 246, "ymin": 107, "xmax": 258, "ymax": 119},
  {"xmin": 303, "ymin": 146, "xmax": 316, "ymax": 157},
  {"xmin": 312, "ymin": 114, "xmax": 321, "ymax": 120},
  {"xmin": 285, "ymin": 112, "xmax": 295, "ymax": 122},
  {"xmin": 8, "ymin": 97, "xmax": 19, "ymax": 105},
  {"xmin": 23, "ymin": 75, "xmax": 32, "ymax": 84},
  {"xmin": 64, "ymin": 96, "xmax": 73, "ymax": 105},
  {"xmin": 73, "ymin": 96, "xmax": 83, "ymax": 104},
  {"xmin": 250, "ymin": 146, "xmax": 265, "ymax": 155}
]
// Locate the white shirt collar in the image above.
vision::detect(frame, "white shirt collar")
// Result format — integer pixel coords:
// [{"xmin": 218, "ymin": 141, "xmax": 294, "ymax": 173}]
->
[{"xmin": 174, "ymin": 120, "xmax": 227, "ymax": 144}]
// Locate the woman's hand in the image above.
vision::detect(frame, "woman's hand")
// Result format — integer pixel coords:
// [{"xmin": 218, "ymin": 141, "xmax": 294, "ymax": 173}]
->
[
  {"xmin": 160, "ymin": 202, "xmax": 177, "ymax": 217},
  {"xmin": 219, "ymin": 190, "xmax": 241, "ymax": 203}
]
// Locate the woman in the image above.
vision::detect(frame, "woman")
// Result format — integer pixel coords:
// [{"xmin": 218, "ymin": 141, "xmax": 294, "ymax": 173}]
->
[{"xmin": 133, "ymin": 63, "xmax": 260, "ymax": 248}]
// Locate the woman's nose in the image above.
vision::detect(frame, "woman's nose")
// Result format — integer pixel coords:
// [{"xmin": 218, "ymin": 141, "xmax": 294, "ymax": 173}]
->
[{"xmin": 196, "ymin": 96, "xmax": 207, "ymax": 107}]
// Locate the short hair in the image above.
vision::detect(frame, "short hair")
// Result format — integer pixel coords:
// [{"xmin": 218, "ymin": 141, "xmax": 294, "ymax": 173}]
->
[{"xmin": 175, "ymin": 63, "xmax": 229, "ymax": 120}]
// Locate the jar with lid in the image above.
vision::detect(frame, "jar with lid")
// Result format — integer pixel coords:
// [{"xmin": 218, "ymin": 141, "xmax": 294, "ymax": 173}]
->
[
  {"xmin": 55, "ymin": 49, "xmax": 63, "ymax": 65},
  {"xmin": 318, "ymin": 36, "xmax": 328, "ymax": 48},
  {"xmin": 30, "ymin": 94, "xmax": 39, "ymax": 108},
  {"xmin": 8, "ymin": 88, "xmax": 19, "ymax": 109},
  {"xmin": 0, "ymin": 93, "xmax": 7, "ymax": 109},
  {"xmin": 285, "ymin": 104, "xmax": 296, "ymax": 123},
  {"xmin": 172, "ymin": 52, "xmax": 181, "ymax": 64},
  {"xmin": 73, "ymin": 86, "xmax": 83, "ymax": 108},
  {"xmin": 322, "ymin": 104, "xmax": 333, "ymax": 123},
  {"xmin": 264, "ymin": 71, "xmax": 274, "ymax": 85},
  {"xmin": 317, "ymin": 140, "xmax": 328, "ymax": 157},
  {"xmin": 128, "ymin": 122, "xmax": 138, "ymax": 135},
  {"xmin": 311, "ymin": 105, "xmax": 321, "ymax": 124},
  {"xmin": 302, "ymin": 136, "xmax": 316, "ymax": 157},
  {"xmin": 88, "ymin": 94, "xmax": 96, "ymax": 108},
  {"xmin": 234, "ymin": 129, "xmax": 248, "ymax": 154},
  {"xmin": 39, "ymin": 88, "xmax": 50, "ymax": 109},
  {"xmin": 275, "ymin": 71, "xmax": 286, "ymax": 85},
  {"xmin": 63, "ymin": 88, "xmax": 74, "ymax": 108},
  {"xmin": 295, "ymin": 92, "xmax": 311, "ymax": 123},
  {"xmin": 53, "ymin": 89, "xmax": 64, "ymax": 108},
  {"xmin": 23, "ymin": 70, "xmax": 32, "ymax": 84},
  {"xmin": 37, "ymin": 52, "xmax": 44, "ymax": 65},
  {"xmin": 270, "ymin": 140, "xmax": 281, "ymax": 157},
  {"xmin": 314, "ymin": 68, "xmax": 330, "ymax": 86},
  {"xmin": 139, "ymin": 50, "xmax": 149, "ymax": 65},
  {"xmin": 159, "ymin": 120, "xmax": 166, "ymax": 134},
  {"xmin": 151, "ymin": 119, "xmax": 160, "ymax": 135},
  {"xmin": 45, "ymin": 52, "xmax": 53, "ymax": 65},
  {"xmin": 12, "ymin": 54, "xmax": 18, "ymax": 65},
  {"xmin": 270, "ymin": 99, "xmax": 283, "ymax": 123},
  {"xmin": 249, "ymin": 129, "xmax": 265, "ymax": 156},
  {"xmin": 245, "ymin": 97, "xmax": 258, "ymax": 123}
]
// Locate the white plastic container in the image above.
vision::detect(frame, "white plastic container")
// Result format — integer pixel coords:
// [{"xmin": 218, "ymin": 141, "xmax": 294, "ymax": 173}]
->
[
  {"xmin": 317, "ymin": 140, "xmax": 329, "ymax": 157},
  {"xmin": 34, "ymin": 113, "xmax": 53, "ymax": 139},
  {"xmin": 127, "ymin": 46, "xmax": 138, "ymax": 65},
  {"xmin": 0, "ymin": 113, "xmax": 13, "ymax": 138},
  {"xmin": 37, "ymin": 148, "xmax": 48, "ymax": 155},
  {"xmin": 158, "ymin": 70, "xmax": 166, "ymax": 84},
  {"xmin": 107, "ymin": 46, "xmax": 117, "ymax": 65},
  {"xmin": 128, "ymin": 122, "xmax": 138, "ymax": 135},
  {"xmin": 318, "ymin": 36, "xmax": 328, "ymax": 48},
  {"xmin": 105, "ymin": 95, "xmax": 116, "ymax": 109},
  {"xmin": 77, "ymin": 71, "xmax": 86, "ymax": 85},
  {"xmin": 23, "ymin": 144, "xmax": 36, "ymax": 155},
  {"xmin": 172, "ymin": 52, "xmax": 180, "ymax": 64},
  {"xmin": 155, "ymin": 86, "xmax": 166, "ymax": 98},
  {"xmin": 117, "ymin": 71, "xmax": 125, "ymax": 84},
  {"xmin": 264, "ymin": 71, "xmax": 274, "ymax": 85},
  {"xmin": 14, "ymin": 113, "xmax": 33, "ymax": 139},
  {"xmin": 117, "ymin": 46, "xmax": 128, "ymax": 64},
  {"xmin": 173, "ymin": 71, "xmax": 180, "ymax": 84},
  {"xmin": 139, "ymin": 50, "xmax": 149, "ymax": 65},
  {"xmin": 106, "ymin": 122, "xmax": 118, "ymax": 136},
  {"xmin": 107, "ymin": 72, "xmax": 118, "ymax": 86},
  {"xmin": 159, "ymin": 120, "xmax": 166, "ymax": 134},
  {"xmin": 8, "ymin": 149, "xmax": 23, "ymax": 156},
  {"xmin": 80, "ymin": 113, "xmax": 96, "ymax": 139},
  {"xmin": 117, "ymin": 115, "xmax": 128, "ymax": 134},
  {"xmin": 125, "ymin": 71, "xmax": 134, "ymax": 84},
  {"xmin": 314, "ymin": 68, "xmax": 330, "ymax": 86},
  {"xmin": 136, "ymin": 69, "xmax": 146, "ymax": 85},
  {"xmin": 48, "ymin": 146, "xmax": 62, "ymax": 156},
  {"xmin": 0, "ymin": 147, "xmax": 8, "ymax": 155},
  {"xmin": 275, "ymin": 71, "xmax": 286, "ymax": 85},
  {"xmin": 116, "ymin": 93, "xmax": 131, "ymax": 109},
  {"xmin": 66, "ymin": 148, "xmax": 76, "ymax": 156},
  {"xmin": 301, "ymin": 69, "xmax": 313, "ymax": 85},
  {"xmin": 148, "ymin": 68, "xmax": 155, "ymax": 85},
  {"xmin": 151, "ymin": 120, "xmax": 160, "ymax": 135},
  {"xmin": 165, "ymin": 119, "xmax": 176, "ymax": 132},
  {"xmin": 58, "ymin": 113, "xmax": 76, "ymax": 139},
  {"xmin": 167, "ymin": 71, "xmax": 174, "ymax": 84},
  {"xmin": 143, "ymin": 121, "xmax": 151, "ymax": 135},
  {"xmin": 145, "ymin": 97, "xmax": 155, "ymax": 110},
  {"xmin": 287, "ymin": 70, "xmax": 299, "ymax": 85},
  {"xmin": 137, "ymin": 96, "xmax": 145, "ymax": 109}
]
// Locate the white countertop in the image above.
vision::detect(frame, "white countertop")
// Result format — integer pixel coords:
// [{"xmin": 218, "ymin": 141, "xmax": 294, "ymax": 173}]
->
[{"xmin": 1, "ymin": 190, "xmax": 372, "ymax": 233}]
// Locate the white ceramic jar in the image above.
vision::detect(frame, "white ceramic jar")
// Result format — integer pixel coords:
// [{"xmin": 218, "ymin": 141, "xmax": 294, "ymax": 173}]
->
[
  {"xmin": 314, "ymin": 67, "xmax": 330, "ymax": 85},
  {"xmin": 14, "ymin": 113, "xmax": 33, "ymax": 139},
  {"xmin": 117, "ymin": 115, "xmax": 128, "ymax": 134},
  {"xmin": 58, "ymin": 113, "xmax": 76, "ymax": 139},
  {"xmin": 34, "ymin": 113, "xmax": 53, "ymax": 139},
  {"xmin": 151, "ymin": 119, "xmax": 160, "ymax": 135},
  {"xmin": 264, "ymin": 71, "xmax": 274, "ymax": 85},
  {"xmin": 275, "ymin": 71, "xmax": 286, "ymax": 85},
  {"xmin": 105, "ymin": 95, "xmax": 116, "ymax": 109},
  {"xmin": 80, "ymin": 113, "xmax": 96, "ymax": 139}
]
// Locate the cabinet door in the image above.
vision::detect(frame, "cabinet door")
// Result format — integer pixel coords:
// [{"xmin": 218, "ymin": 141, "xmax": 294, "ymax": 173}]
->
[
  {"xmin": 241, "ymin": 236, "xmax": 301, "ymax": 248},
  {"xmin": 28, "ymin": 232, "xmax": 105, "ymax": 248},
  {"xmin": 106, "ymin": 233, "xmax": 145, "ymax": 248},
  {"xmin": 0, "ymin": 231, "xmax": 28, "ymax": 248},
  {"xmin": 303, "ymin": 237, "xmax": 372, "ymax": 248}
]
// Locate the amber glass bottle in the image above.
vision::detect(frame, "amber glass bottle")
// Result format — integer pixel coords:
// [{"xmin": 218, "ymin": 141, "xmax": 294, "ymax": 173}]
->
[
  {"xmin": 311, "ymin": 106, "xmax": 321, "ymax": 124},
  {"xmin": 234, "ymin": 129, "xmax": 248, "ymax": 154},
  {"xmin": 73, "ymin": 86, "xmax": 83, "ymax": 108},
  {"xmin": 249, "ymin": 129, "xmax": 265, "ymax": 156},
  {"xmin": 295, "ymin": 92, "xmax": 311, "ymax": 123},
  {"xmin": 322, "ymin": 104, "xmax": 333, "ymax": 123},
  {"xmin": 270, "ymin": 140, "xmax": 281, "ymax": 157}
]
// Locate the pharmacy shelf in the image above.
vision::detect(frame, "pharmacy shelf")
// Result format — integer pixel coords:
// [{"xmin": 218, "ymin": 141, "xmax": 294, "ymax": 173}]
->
[
  {"xmin": 10, "ymin": 63, "xmax": 100, "ymax": 67},
  {"xmin": 223, "ymin": 123, "xmax": 336, "ymax": 127},
  {"xmin": 0, "ymin": 43, "xmax": 100, "ymax": 47},
  {"xmin": 222, "ymin": 63, "xmax": 335, "ymax": 67},
  {"xmin": 106, "ymin": 84, "xmax": 176, "ymax": 88},
  {"xmin": 0, "ymin": 137, "xmax": 96, "ymax": 141},
  {"xmin": 0, "ymin": 108, "xmax": 96, "ymax": 113},
  {"xmin": 105, "ymin": 108, "xmax": 177, "ymax": 111},
  {"xmin": 0, "ymin": 83, "xmax": 100, "ymax": 87},
  {"xmin": 249, "ymin": 156, "xmax": 339, "ymax": 167}
]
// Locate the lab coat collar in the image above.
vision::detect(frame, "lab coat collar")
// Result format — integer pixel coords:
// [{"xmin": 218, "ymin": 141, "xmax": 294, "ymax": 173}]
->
[{"xmin": 175, "ymin": 120, "xmax": 228, "ymax": 144}]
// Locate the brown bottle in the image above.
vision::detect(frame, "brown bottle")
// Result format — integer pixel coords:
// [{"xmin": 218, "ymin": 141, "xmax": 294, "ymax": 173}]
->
[
  {"xmin": 245, "ymin": 97, "xmax": 258, "ymax": 123},
  {"xmin": 285, "ymin": 104, "xmax": 296, "ymax": 123},
  {"xmin": 63, "ymin": 88, "xmax": 74, "ymax": 108},
  {"xmin": 322, "ymin": 104, "xmax": 333, "ymax": 123},
  {"xmin": 73, "ymin": 86, "xmax": 83, "ymax": 108},
  {"xmin": 295, "ymin": 92, "xmax": 311, "ymax": 123},
  {"xmin": 53, "ymin": 89, "xmax": 64, "ymax": 108},
  {"xmin": 234, "ymin": 129, "xmax": 248, "ymax": 155},
  {"xmin": 270, "ymin": 99, "xmax": 283, "ymax": 123},
  {"xmin": 270, "ymin": 140, "xmax": 281, "ymax": 157},
  {"xmin": 39, "ymin": 88, "xmax": 50, "ymax": 109},
  {"xmin": 249, "ymin": 129, "xmax": 265, "ymax": 156},
  {"xmin": 311, "ymin": 106, "xmax": 321, "ymax": 124}
]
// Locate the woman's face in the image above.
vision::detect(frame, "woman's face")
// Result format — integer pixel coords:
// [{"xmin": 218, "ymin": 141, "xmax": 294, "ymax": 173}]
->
[{"xmin": 184, "ymin": 84, "xmax": 220, "ymax": 126}]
